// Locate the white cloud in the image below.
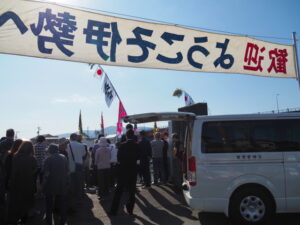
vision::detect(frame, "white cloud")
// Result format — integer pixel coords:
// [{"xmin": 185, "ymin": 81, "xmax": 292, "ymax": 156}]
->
[{"xmin": 52, "ymin": 94, "xmax": 94, "ymax": 104}]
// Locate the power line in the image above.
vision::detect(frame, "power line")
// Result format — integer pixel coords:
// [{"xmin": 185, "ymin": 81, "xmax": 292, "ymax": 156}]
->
[{"xmin": 33, "ymin": 0, "xmax": 299, "ymax": 42}]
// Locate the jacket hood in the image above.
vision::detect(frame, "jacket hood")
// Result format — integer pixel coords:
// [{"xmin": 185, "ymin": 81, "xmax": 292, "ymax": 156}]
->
[{"xmin": 99, "ymin": 137, "xmax": 108, "ymax": 146}]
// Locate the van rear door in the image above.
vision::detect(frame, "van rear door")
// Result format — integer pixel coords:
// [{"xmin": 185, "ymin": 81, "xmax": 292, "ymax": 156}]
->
[
  {"xmin": 123, "ymin": 112, "xmax": 195, "ymax": 124},
  {"xmin": 123, "ymin": 111, "xmax": 195, "ymax": 183}
]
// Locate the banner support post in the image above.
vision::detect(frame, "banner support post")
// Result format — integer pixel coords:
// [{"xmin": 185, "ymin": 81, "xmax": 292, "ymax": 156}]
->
[{"xmin": 292, "ymin": 32, "xmax": 300, "ymax": 89}]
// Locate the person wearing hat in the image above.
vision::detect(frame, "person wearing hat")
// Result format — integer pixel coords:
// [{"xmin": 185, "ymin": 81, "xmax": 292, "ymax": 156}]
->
[
  {"xmin": 120, "ymin": 124, "xmax": 138, "ymax": 143},
  {"xmin": 43, "ymin": 144, "xmax": 69, "ymax": 225}
]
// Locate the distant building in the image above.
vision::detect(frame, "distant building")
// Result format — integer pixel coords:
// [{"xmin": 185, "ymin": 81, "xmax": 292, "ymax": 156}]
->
[{"xmin": 30, "ymin": 134, "xmax": 59, "ymax": 144}]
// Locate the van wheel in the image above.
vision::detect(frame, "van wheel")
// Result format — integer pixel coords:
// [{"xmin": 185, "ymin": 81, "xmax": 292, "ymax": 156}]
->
[{"xmin": 229, "ymin": 187, "xmax": 275, "ymax": 225}]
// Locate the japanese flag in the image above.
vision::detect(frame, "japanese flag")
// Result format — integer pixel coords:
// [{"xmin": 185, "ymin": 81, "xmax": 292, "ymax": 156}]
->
[
  {"xmin": 102, "ymin": 74, "xmax": 117, "ymax": 107},
  {"xmin": 94, "ymin": 66, "xmax": 104, "ymax": 80},
  {"xmin": 184, "ymin": 91, "xmax": 195, "ymax": 106}
]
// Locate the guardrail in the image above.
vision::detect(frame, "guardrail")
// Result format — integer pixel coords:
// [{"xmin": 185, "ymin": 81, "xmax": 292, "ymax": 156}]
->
[{"xmin": 257, "ymin": 107, "xmax": 300, "ymax": 114}]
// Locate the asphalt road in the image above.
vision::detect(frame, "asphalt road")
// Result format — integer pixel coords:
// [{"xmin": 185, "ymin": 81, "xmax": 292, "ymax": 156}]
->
[{"xmin": 28, "ymin": 184, "xmax": 300, "ymax": 225}]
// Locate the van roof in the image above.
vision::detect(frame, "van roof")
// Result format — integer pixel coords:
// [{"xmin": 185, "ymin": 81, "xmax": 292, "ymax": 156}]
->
[
  {"xmin": 196, "ymin": 112, "xmax": 300, "ymax": 120},
  {"xmin": 123, "ymin": 112, "xmax": 300, "ymax": 124},
  {"xmin": 123, "ymin": 112, "xmax": 195, "ymax": 124}
]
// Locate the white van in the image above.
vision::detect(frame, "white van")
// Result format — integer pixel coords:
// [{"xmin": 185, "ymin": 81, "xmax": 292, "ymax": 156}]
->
[{"xmin": 124, "ymin": 112, "xmax": 300, "ymax": 224}]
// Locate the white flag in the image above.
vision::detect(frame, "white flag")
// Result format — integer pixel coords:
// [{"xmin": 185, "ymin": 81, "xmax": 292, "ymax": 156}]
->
[
  {"xmin": 184, "ymin": 91, "xmax": 195, "ymax": 106},
  {"xmin": 102, "ymin": 74, "xmax": 116, "ymax": 107}
]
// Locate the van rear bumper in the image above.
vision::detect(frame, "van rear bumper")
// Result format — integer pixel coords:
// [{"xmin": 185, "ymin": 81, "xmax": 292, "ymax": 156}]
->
[
  {"xmin": 183, "ymin": 189, "xmax": 228, "ymax": 215},
  {"xmin": 183, "ymin": 189, "xmax": 205, "ymax": 211}
]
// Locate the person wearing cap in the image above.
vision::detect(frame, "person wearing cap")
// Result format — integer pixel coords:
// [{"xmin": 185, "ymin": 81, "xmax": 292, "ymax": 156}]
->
[
  {"xmin": 121, "ymin": 124, "xmax": 133, "ymax": 142},
  {"xmin": 43, "ymin": 144, "xmax": 69, "ymax": 225},
  {"xmin": 120, "ymin": 124, "xmax": 138, "ymax": 143}
]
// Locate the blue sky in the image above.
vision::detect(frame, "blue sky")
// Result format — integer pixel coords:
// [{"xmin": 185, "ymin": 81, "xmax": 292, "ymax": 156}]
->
[{"xmin": 1, "ymin": 0, "xmax": 300, "ymax": 139}]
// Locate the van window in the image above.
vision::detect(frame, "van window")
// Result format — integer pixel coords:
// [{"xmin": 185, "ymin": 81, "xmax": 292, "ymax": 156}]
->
[
  {"xmin": 201, "ymin": 119, "xmax": 300, "ymax": 153},
  {"xmin": 277, "ymin": 119, "xmax": 300, "ymax": 151},
  {"xmin": 202, "ymin": 121, "xmax": 252, "ymax": 153},
  {"xmin": 251, "ymin": 120, "xmax": 279, "ymax": 152}
]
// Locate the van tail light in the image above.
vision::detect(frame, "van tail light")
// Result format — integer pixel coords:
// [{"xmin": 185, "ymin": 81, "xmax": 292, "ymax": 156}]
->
[{"xmin": 188, "ymin": 156, "xmax": 197, "ymax": 186}]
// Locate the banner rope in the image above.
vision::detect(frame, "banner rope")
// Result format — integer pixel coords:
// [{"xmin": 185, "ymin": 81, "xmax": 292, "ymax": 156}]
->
[{"xmin": 31, "ymin": 0, "xmax": 299, "ymax": 42}]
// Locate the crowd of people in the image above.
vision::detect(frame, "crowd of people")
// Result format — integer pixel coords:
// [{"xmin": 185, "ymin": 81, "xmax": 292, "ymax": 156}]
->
[{"xmin": 0, "ymin": 125, "xmax": 184, "ymax": 224}]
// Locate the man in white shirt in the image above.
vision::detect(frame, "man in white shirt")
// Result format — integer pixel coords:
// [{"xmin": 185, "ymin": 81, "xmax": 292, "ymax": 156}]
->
[
  {"xmin": 67, "ymin": 133, "xmax": 86, "ymax": 210},
  {"xmin": 94, "ymin": 137, "xmax": 111, "ymax": 198},
  {"xmin": 108, "ymin": 139, "xmax": 118, "ymax": 188}
]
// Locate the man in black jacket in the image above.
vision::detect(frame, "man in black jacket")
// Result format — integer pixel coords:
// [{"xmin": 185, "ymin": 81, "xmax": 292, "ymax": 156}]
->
[
  {"xmin": 0, "ymin": 129, "xmax": 15, "ymax": 170},
  {"xmin": 43, "ymin": 144, "xmax": 69, "ymax": 225},
  {"xmin": 162, "ymin": 132, "xmax": 169, "ymax": 182},
  {"xmin": 0, "ymin": 129, "xmax": 14, "ymax": 223},
  {"xmin": 138, "ymin": 130, "xmax": 152, "ymax": 188},
  {"xmin": 110, "ymin": 129, "xmax": 140, "ymax": 216}
]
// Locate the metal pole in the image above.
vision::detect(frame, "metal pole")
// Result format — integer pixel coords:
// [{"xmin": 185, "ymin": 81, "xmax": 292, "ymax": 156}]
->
[
  {"xmin": 292, "ymin": 32, "xmax": 300, "ymax": 88},
  {"xmin": 37, "ymin": 126, "xmax": 41, "ymax": 136},
  {"xmin": 276, "ymin": 94, "xmax": 280, "ymax": 113}
]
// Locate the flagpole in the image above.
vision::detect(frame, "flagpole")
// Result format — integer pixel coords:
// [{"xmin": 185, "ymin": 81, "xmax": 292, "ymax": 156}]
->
[
  {"xmin": 79, "ymin": 109, "xmax": 83, "ymax": 135},
  {"xmin": 92, "ymin": 64, "xmax": 128, "ymax": 137},
  {"xmin": 101, "ymin": 111, "xmax": 105, "ymax": 135},
  {"xmin": 292, "ymin": 32, "xmax": 300, "ymax": 89}
]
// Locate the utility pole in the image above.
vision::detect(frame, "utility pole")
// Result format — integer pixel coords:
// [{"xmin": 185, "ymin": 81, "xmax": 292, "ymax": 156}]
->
[
  {"xmin": 276, "ymin": 94, "xmax": 280, "ymax": 113},
  {"xmin": 15, "ymin": 131, "xmax": 20, "ymax": 139},
  {"xmin": 37, "ymin": 126, "xmax": 41, "ymax": 136}
]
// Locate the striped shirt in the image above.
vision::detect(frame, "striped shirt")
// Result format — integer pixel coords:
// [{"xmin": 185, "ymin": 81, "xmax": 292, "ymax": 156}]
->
[{"xmin": 34, "ymin": 143, "xmax": 47, "ymax": 169}]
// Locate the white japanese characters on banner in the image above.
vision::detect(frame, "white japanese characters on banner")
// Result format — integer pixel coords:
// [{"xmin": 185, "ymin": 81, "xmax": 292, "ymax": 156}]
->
[{"xmin": 0, "ymin": 0, "xmax": 297, "ymax": 78}]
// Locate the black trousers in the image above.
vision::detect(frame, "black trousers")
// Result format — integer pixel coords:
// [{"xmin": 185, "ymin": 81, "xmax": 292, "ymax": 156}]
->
[
  {"xmin": 140, "ymin": 159, "xmax": 151, "ymax": 186},
  {"xmin": 45, "ymin": 193, "xmax": 67, "ymax": 225},
  {"xmin": 0, "ymin": 170, "xmax": 5, "ymax": 224},
  {"xmin": 110, "ymin": 163, "xmax": 118, "ymax": 187},
  {"xmin": 163, "ymin": 156, "xmax": 169, "ymax": 181},
  {"xmin": 110, "ymin": 170, "xmax": 137, "ymax": 214},
  {"xmin": 97, "ymin": 168, "xmax": 110, "ymax": 196}
]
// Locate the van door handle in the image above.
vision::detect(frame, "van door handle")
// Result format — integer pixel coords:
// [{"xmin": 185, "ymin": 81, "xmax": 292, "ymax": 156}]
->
[
  {"xmin": 236, "ymin": 155, "xmax": 246, "ymax": 159},
  {"xmin": 236, "ymin": 155, "xmax": 261, "ymax": 159}
]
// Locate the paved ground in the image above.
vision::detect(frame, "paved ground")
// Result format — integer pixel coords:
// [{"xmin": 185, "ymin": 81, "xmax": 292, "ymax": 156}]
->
[{"xmin": 28, "ymin": 184, "xmax": 300, "ymax": 225}]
